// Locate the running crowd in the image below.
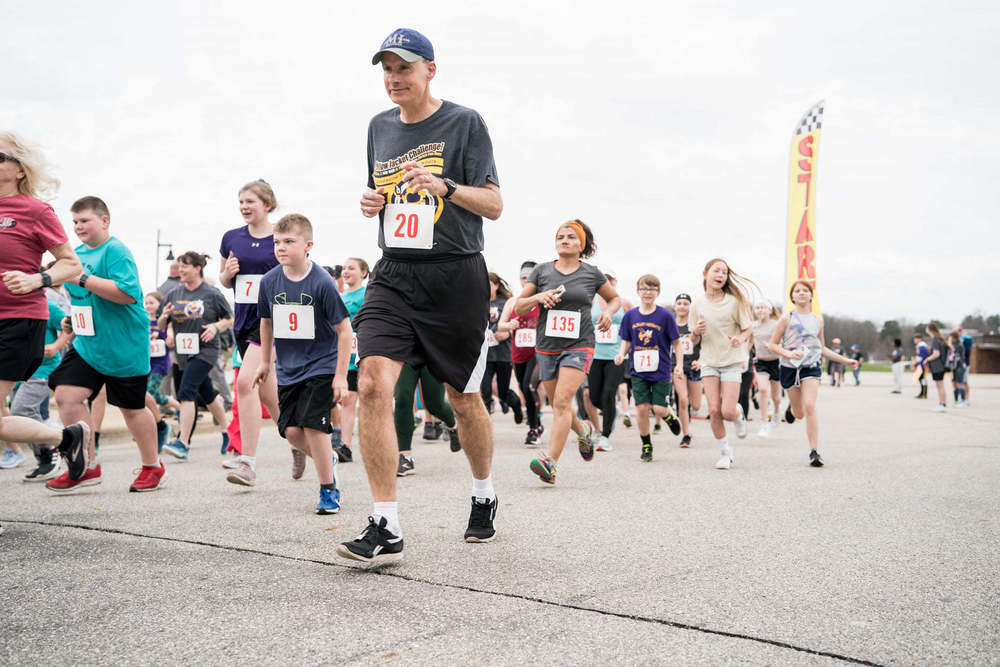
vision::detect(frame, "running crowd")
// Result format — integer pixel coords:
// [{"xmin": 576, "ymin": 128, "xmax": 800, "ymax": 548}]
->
[{"xmin": 0, "ymin": 29, "xmax": 957, "ymax": 562}]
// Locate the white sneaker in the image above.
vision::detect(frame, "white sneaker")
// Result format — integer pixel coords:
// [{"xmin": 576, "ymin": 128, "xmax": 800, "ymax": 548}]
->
[
  {"xmin": 771, "ymin": 411, "xmax": 780, "ymax": 427},
  {"xmin": 735, "ymin": 405, "xmax": 748, "ymax": 439},
  {"xmin": 758, "ymin": 423, "xmax": 770, "ymax": 438},
  {"xmin": 596, "ymin": 435, "xmax": 613, "ymax": 452},
  {"xmin": 714, "ymin": 454, "xmax": 732, "ymax": 470},
  {"xmin": 933, "ymin": 403, "xmax": 946, "ymax": 413},
  {"xmin": 221, "ymin": 455, "xmax": 243, "ymax": 469}
]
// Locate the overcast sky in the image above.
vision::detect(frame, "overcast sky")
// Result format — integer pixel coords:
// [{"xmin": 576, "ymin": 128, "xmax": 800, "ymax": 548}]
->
[{"xmin": 5, "ymin": 1, "xmax": 997, "ymax": 325}]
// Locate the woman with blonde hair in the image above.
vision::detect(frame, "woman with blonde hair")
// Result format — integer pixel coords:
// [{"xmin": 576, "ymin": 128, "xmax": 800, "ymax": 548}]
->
[
  {"xmin": 689, "ymin": 258, "xmax": 754, "ymax": 469},
  {"xmin": 0, "ymin": 132, "xmax": 90, "ymax": 526},
  {"xmin": 752, "ymin": 300, "xmax": 782, "ymax": 437}
]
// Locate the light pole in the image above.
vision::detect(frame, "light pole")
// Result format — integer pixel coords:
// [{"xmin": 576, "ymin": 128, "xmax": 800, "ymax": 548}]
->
[{"xmin": 154, "ymin": 229, "xmax": 175, "ymax": 288}]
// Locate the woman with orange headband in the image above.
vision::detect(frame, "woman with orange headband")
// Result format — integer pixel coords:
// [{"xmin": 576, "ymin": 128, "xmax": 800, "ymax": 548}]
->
[{"xmin": 513, "ymin": 220, "xmax": 620, "ymax": 485}]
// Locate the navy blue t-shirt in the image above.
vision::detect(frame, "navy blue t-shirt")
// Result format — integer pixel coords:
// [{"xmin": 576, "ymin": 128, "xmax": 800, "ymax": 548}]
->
[
  {"xmin": 220, "ymin": 226, "xmax": 278, "ymax": 332},
  {"xmin": 258, "ymin": 262, "xmax": 349, "ymax": 386}
]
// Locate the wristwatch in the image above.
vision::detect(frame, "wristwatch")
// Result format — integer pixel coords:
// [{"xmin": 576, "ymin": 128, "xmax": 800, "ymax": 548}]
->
[
  {"xmin": 442, "ymin": 178, "xmax": 457, "ymax": 200},
  {"xmin": 78, "ymin": 273, "xmax": 90, "ymax": 288},
  {"xmin": 39, "ymin": 271, "xmax": 52, "ymax": 288}
]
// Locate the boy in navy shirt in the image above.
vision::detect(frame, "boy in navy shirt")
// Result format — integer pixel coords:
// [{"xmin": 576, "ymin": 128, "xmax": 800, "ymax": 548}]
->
[
  {"xmin": 254, "ymin": 214, "xmax": 352, "ymax": 514},
  {"xmin": 615, "ymin": 274, "xmax": 682, "ymax": 462}
]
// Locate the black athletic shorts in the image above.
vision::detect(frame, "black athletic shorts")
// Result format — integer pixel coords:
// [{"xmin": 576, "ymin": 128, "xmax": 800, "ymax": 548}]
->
[
  {"xmin": 277, "ymin": 374, "xmax": 334, "ymax": 438},
  {"xmin": 353, "ymin": 253, "xmax": 490, "ymax": 393},
  {"xmin": 347, "ymin": 369, "xmax": 358, "ymax": 393},
  {"xmin": 754, "ymin": 358, "xmax": 780, "ymax": 380},
  {"xmin": 48, "ymin": 347, "xmax": 149, "ymax": 410},
  {"xmin": 235, "ymin": 323, "xmax": 261, "ymax": 358},
  {"xmin": 0, "ymin": 318, "xmax": 46, "ymax": 382}
]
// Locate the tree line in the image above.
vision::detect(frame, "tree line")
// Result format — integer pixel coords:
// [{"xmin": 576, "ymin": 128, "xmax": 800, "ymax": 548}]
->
[{"xmin": 822, "ymin": 311, "xmax": 999, "ymax": 361}]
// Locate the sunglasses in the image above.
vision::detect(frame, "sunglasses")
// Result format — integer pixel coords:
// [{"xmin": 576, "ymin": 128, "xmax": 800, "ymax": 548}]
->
[{"xmin": 0, "ymin": 152, "xmax": 19, "ymax": 164}]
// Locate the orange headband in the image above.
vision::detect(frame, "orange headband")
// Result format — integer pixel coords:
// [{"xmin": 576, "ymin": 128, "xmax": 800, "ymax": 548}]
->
[{"xmin": 558, "ymin": 221, "xmax": 586, "ymax": 250}]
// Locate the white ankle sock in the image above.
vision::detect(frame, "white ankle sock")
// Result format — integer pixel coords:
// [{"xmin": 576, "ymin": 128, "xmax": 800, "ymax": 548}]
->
[
  {"xmin": 716, "ymin": 437, "xmax": 730, "ymax": 456},
  {"xmin": 143, "ymin": 459, "xmax": 162, "ymax": 468},
  {"xmin": 241, "ymin": 455, "xmax": 257, "ymax": 470},
  {"xmin": 472, "ymin": 475, "xmax": 495, "ymax": 503},
  {"xmin": 373, "ymin": 502, "xmax": 401, "ymax": 536}
]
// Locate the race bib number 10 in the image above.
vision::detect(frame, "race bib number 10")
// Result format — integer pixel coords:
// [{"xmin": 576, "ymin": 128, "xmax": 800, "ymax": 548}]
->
[
  {"xmin": 176, "ymin": 333, "xmax": 200, "ymax": 355},
  {"xmin": 634, "ymin": 350, "xmax": 660, "ymax": 372},
  {"xmin": 235, "ymin": 274, "xmax": 264, "ymax": 304},
  {"xmin": 70, "ymin": 306, "xmax": 95, "ymax": 336},
  {"xmin": 273, "ymin": 304, "xmax": 315, "ymax": 340},
  {"xmin": 545, "ymin": 310, "xmax": 580, "ymax": 339},
  {"xmin": 383, "ymin": 203, "xmax": 434, "ymax": 250}
]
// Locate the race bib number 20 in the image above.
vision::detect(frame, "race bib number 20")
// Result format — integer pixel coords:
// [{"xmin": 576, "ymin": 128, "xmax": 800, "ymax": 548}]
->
[{"xmin": 383, "ymin": 203, "xmax": 434, "ymax": 250}]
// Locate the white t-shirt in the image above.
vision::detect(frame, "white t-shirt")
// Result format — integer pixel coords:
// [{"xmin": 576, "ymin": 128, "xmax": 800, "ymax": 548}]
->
[{"xmin": 688, "ymin": 293, "xmax": 753, "ymax": 368}]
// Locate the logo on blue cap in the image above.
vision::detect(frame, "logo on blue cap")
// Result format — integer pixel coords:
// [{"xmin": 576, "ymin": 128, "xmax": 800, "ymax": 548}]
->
[{"xmin": 372, "ymin": 28, "xmax": 434, "ymax": 64}]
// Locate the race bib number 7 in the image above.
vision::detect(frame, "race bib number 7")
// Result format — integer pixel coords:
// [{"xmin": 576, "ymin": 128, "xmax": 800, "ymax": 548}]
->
[
  {"xmin": 383, "ymin": 203, "xmax": 434, "ymax": 250},
  {"xmin": 273, "ymin": 304, "xmax": 315, "ymax": 339},
  {"xmin": 545, "ymin": 310, "xmax": 580, "ymax": 339},
  {"xmin": 70, "ymin": 306, "xmax": 95, "ymax": 336},
  {"xmin": 235, "ymin": 274, "xmax": 263, "ymax": 304}
]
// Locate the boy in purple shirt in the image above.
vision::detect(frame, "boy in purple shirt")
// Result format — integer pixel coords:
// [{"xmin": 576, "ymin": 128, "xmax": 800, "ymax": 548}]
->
[{"xmin": 614, "ymin": 274, "xmax": 683, "ymax": 462}]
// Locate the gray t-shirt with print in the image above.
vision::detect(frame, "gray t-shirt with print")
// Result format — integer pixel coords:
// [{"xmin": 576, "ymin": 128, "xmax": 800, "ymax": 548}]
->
[
  {"xmin": 528, "ymin": 261, "xmax": 608, "ymax": 353},
  {"xmin": 159, "ymin": 282, "xmax": 233, "ymax": 368},
  {"xmin": 368, "ymin": 100, "xmax": 499, "ymax": 261}
]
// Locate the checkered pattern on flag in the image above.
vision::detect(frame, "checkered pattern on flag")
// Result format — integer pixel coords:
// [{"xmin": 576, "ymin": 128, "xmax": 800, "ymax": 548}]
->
[{"xmin": 794, "ymin": 100, "xmax": 824, "ymax": 136}]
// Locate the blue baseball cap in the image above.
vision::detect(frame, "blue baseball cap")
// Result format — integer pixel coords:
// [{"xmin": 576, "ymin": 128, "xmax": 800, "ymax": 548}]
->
[{"xmin": 372, "ymin": 28, "xmax": 434, "ymax": 65}]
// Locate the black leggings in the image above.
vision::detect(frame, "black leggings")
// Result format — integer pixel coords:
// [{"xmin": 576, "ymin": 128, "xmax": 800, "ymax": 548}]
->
[
  {"xmin": 394, "ymin": 364, "xmax": 455, "ymax": 451},
  {"xmin": 738, "ymin": 367, "xmax": 754, "ymax": 419},
  {"xmin": 513, "ymin": 358, "xmax": 541, "ymax": 429},
  {"xmin": 481, "ymin": 361, "xmax": 522, "ymax": 414},
  {"xmin": 588, "ymin": 359, "xmax": 625, "ymax": 437}
]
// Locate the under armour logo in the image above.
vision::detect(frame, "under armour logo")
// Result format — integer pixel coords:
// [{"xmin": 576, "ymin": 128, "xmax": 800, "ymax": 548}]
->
[{"xmin": 251, "ymin": 242, "xmax": 260, "ymax": 247}]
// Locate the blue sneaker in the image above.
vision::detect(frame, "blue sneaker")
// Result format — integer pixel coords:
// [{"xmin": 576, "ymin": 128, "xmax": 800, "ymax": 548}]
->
[
  {"xmin": 316, "ymin": 487, "xmax": 341, "ymax": 515},
  {"xmin": 163, "ymin": 439, "xmax": 190, "ymax": 460},
  {"xmin": 0, "ymin": 449, "xmax": 26, "ymax": 469},
  {"xmin": 220, "ymin": 431, "xmax": 230, "ymax": 455},
  {"xmin": 156, "ymin": 421, "xmax": 170, "ymax": 454}
]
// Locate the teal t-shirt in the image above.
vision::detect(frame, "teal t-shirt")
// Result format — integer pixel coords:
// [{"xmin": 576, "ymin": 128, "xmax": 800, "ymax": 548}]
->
[
  {"xmin": 66, "ymin": 236, "xmax": 150, "ymax": 377},
  {"xmin": 591, "ymin": 299, "xmax": 624, "ymax": 361},
  {"xmin": 342, "ymin": 285, "xmax": 366, "ymax": 371},
  {"xmin": 32, "ymin": 298, "xmax": 66, "ymax": 380}
]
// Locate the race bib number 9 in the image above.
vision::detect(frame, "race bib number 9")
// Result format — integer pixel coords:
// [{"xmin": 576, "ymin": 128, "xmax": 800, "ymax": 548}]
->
[
  {"xmin": 680, "ymin": 335, "xmax": 694, "ymax": 356},
  {"xmin": 634, "ymin": 350, "xmax": 660, "ymax": 372},
  {"xmin": 235, "ymin": 274, "xmax": 264, "ymax": 304},
  {"xmin": 515, "ymin": 328, "xmax": 536, "ymax": 348},
  {"xmin": 150, "ymin": 339, "xmax": 167, "ymax": 358},
  {"xmin": 545, "ymin": 310, "xmax": 581, "ymax": 339},
  {"xmin": 383, "ymin": 203, "xmax": 434, "ymax": 250},
  {"xmin": 176, "ymin": 332, "xmax": 200, "ymax": 355},
  {"xmin": 70, "ymin": 306, "xmax": 95, "ymax": 336},
  {"xmin": 595, "ymin": 324, "xmax": 618, "ymax": 344},
  {"xmin": 273, "ymin": 304, "xmax": 315, "ymax": 340}
]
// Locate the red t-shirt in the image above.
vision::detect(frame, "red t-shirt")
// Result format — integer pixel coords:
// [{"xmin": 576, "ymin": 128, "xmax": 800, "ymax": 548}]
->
[
  {"xmin": 511, "ymin": 305, "xmax": 540, "ymax": 365},
  {"xmin": 0, "ymin": 194, "xmax": 68, "ymax": 320}
]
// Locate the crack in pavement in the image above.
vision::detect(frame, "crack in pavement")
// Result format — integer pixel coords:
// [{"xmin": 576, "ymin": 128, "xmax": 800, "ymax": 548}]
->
[{"xmin": 2, "ymin": 518, "xmax": 883, "ymax": 666}]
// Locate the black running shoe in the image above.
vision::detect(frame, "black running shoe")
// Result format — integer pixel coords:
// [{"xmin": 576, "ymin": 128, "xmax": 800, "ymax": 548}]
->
[
  {"xmin": 665, "ymin": 413, "xmax": 681, "ymax": 436},
  {"xmin": 653, "ymin": 422, "xmax": 662, "ymax": 434},
  {"xmin": 809, "ymin": 450, "xmax": 824, "ymax": 467},
  {"xmin": 640, "ymin": 442, "xmax": 653, "ymax": 462},
  {"xmin": 434, "ymin": 422, "xmax": 444, "ymax": 439},
  {"xmin": 680, "ymin": 435, "xmax": 691, "ymax": 449},
  {"xmin": 464, "ymin": 496, "xmax": 498, "ymax": 543},
  {"xmin": 499, "ymin": 400, "xmax": 509, "ymax": 415},
  {"xmin": 448, "ymin": 427, "xmax": 461, "ymax": 452},
  {"xmin": 396, "ymin": 454, "xmax": 415, "ymax": 477},
  {"xmin": 59, "ymin": 422, "xmax": 90, "ymax": 481},
  {"xmin": 422, "ymin": 421, "xmax": 439, "ymax": 441},
  {"xmin": 785, "ymin": 407, "xmax": 796, "ymax": 424},
  {"xmin": 511, "ymin": 401, "xmax": 523, "ymax": 425},
  {"xmin": 336, "ymin": 516, "xmax": 404, "ymax": 565},
  {"xmin": 23, "ymin": 460, "xmax": 59, "ymax": 482},
  {"xmin": 334, "ymin": 444, "xmax": 353, "ymax": 463},
  {"xmin": 524, "ymin": 427, "xmax": 538, "ymax": 446}
]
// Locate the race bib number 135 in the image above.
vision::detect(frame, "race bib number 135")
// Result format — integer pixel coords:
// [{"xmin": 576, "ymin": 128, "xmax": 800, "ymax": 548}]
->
[{"xmin": 545, "ymin": 310, "xmax": 580, "ymax": 339}]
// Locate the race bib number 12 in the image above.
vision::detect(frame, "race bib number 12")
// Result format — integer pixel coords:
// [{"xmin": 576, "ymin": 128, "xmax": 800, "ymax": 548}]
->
[
  {"xmin": 70, "ymin": 306, "xmax": 95, "ymax": 336},
  {"xmin": 545, "ymin": 310, "xmax": 580, "ymax": 339},
  {"xmin": 383, "ymin": 203, "xmax": 434, "ymax": 250},
  {"xmin": 176, "ymin": 333, "xmax": 200, "ymax": 355},
  {"xmin": 273, "ymin": 304, "xmax": 315, "ymax": 339},
  {"xmin": 235, "ymin": 274, "xmax": 264, "ymax": 304}
]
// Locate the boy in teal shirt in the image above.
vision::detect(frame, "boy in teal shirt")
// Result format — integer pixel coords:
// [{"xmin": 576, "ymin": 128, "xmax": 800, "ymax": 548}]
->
[{"xmin": 46, "ymin": 196, "xmax": 165, "ymax": 493}]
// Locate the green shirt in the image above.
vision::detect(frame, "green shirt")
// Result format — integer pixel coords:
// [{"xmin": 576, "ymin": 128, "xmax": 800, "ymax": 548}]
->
[
  {"xmin": 66, "ymin": 236, "xmax": 150, "ymax": 377},
  {"xmin": 32, "ymin": 297, "xmax": 66, "ymax": 380}
]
